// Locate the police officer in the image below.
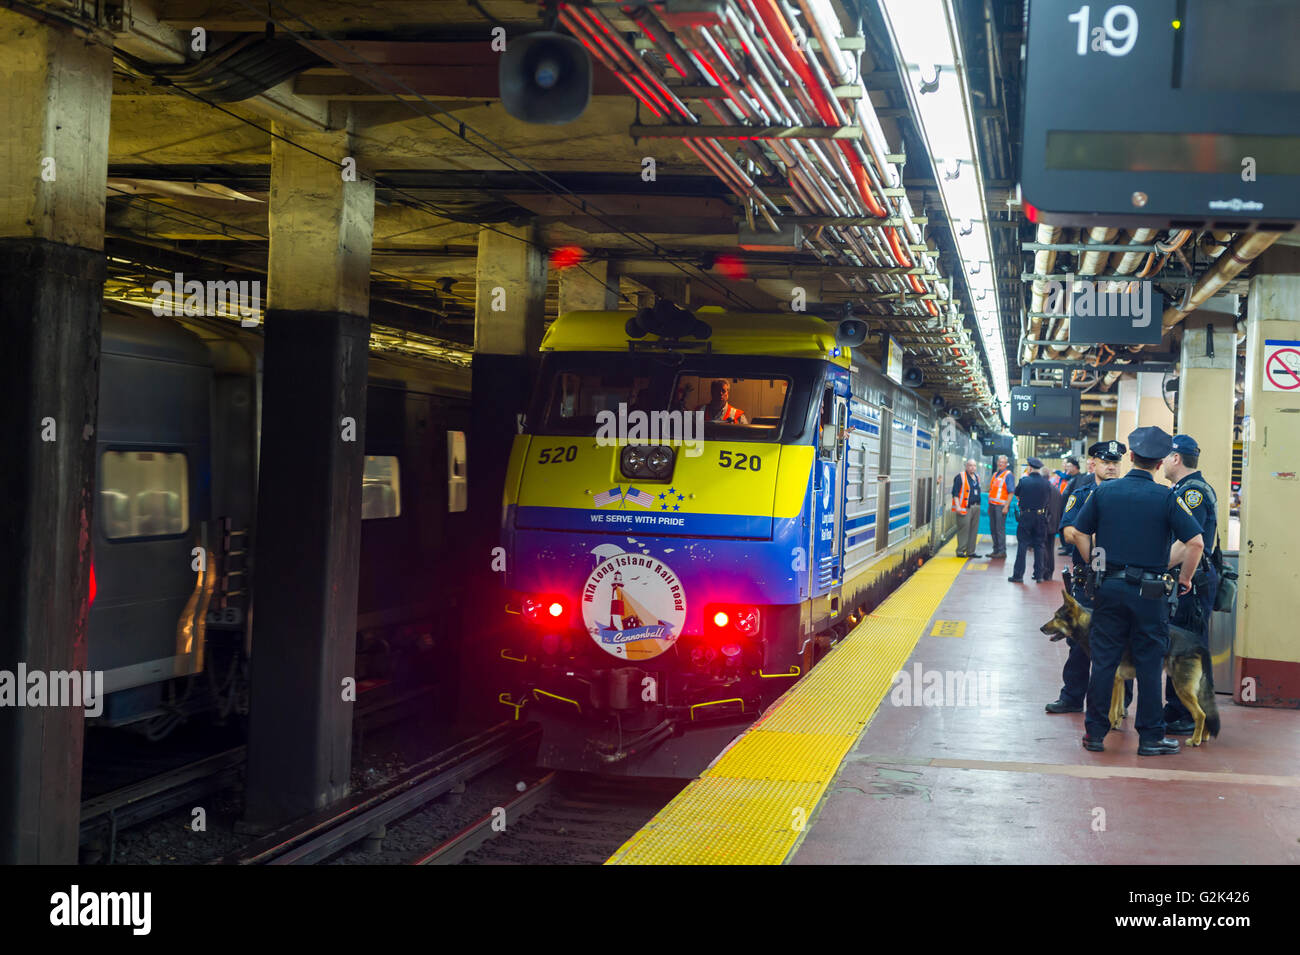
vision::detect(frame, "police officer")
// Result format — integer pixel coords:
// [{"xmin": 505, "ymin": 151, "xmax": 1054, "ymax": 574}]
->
[
  {"xmin": 1161, "ymin": 433, "xmax": 1219, "ymax": 735},
  {"xmin": 1045, "ymin": 440, "xmax": 1125, "ymax": 714},
  {"xmin": 1070, "ymin": 427, "xmax": 1205, "ymax": 755},
  {"xmin": 1008, "ymin": 457, "xmax": 1051, "ymax": 583}
]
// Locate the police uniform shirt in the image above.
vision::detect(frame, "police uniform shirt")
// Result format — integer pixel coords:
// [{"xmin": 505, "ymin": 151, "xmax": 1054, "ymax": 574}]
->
[
  {"xmin": 1059, "ymin": 476, "xmax": 1099, "ymax": 564},
  {"xmin": 1071, "ymin": 469, "xmax": 1203, "ymax": 570},
  {"xmin": 1172, "ymin": 470, "xmax": 1217, "ymax": 546},
  {"xmin": 1013, "ymin": 471, "xmax": 1051, "ymax": 511}
]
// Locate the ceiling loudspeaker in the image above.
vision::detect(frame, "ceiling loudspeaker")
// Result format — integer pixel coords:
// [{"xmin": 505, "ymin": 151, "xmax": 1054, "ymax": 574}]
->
[
  {"xmin": 931, "ymin": 394, "xmax": 946, "ymax": 410},
  {"xmin": 902, "ymin": 366, "xmax": 924, "ymax": 388},
  {"xmin": 626, "ymin": 300, "xmax": 712, "ymax": 340},
  {"xmin": 835, "ymin": 318, "xmax": 869, "ymax": 348},
  {"xmin": 500, "ymin": 32, "xmax": 592, "ymax": 125}
]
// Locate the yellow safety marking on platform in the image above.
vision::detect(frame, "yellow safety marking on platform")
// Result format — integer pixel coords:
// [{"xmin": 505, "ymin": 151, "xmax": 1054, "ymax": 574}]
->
[
  {"xmin": 606, "ymin": 543, "xmax": 966, "ymax": 866},
  {"xmin": 930, "ymin": 619, "xmax": 967, "ymax": 638}
]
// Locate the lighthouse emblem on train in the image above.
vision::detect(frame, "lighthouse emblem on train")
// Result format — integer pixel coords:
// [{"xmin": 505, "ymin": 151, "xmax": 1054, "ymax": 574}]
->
[{"xmin": 580, "ymin": 553, "xmax": 686, "ymax": 661}]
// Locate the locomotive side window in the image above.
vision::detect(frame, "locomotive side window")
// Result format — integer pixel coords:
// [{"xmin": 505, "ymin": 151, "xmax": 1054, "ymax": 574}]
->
[
  {"xmin": 100, "ymin": 450, "xmax": 189, "ymax": 540},
  {"xmin": 362, "ymin": 455, "xmax": 401, "ymax": 520}
]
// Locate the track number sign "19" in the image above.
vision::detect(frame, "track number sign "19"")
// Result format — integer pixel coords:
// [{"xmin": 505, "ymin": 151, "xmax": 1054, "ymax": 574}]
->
[{"xmin": 1067, "ymin": 4, "xmax": 1139, "ymax": 57}]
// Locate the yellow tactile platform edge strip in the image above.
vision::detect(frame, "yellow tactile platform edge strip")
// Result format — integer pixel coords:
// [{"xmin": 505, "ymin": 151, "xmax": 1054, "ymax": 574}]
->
[{"xmin": 606, "ymin": 540, "xmax": 966, "ymax": 865}]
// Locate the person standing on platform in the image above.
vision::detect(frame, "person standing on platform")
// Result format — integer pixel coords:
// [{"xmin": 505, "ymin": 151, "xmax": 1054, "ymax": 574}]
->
[
  {"xmin": 987, "ymin": 455, "xmax": 1015, "ymax": 558},
  {"xmin": 1058, "ymin": 457, "xmax": 1082, "ymax": 553},
  {"xmin": 1009, "ymin": 457, "xmax": 1051, "ymax": 583},
  {"xmin": 1046, "ymin": 440, "xmax": 1125, "ymax": 714},
  {"xmin": 1070, "ymin": 427, "xmax": 1205, "ymax": 756},
  {"xmin": 952, "ymin": 459, "xmax": 983, "ymax": 558},
  {"xmin": 1161, "ymin": 433, "xmax": 1219, "ymax": 736},
  {"xmin": 1042, "ymin": 463, "xmax": 1064, "ymax": 581}
]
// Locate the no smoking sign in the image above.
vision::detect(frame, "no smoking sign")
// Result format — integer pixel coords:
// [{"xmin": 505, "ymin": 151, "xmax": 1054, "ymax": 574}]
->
[{"xmin": 1264, "ymin": 340, "xmax": 1300, "ymax": 392}]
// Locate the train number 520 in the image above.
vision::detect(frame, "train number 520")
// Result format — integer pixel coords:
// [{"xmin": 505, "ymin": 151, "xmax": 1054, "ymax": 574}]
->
[
  {"xmin": 537, "ymin": 445, "xmax": 578, "ymax": 464},
  {"xmin": 718, "ymin": 450, "xmax": 761, "ymax": 471}
]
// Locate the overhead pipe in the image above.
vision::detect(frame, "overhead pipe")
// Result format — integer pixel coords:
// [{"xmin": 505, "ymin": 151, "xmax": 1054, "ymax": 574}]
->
[{"xmin": 1160, "ymin": 231, "xmax": 1280, "ymax": 332}]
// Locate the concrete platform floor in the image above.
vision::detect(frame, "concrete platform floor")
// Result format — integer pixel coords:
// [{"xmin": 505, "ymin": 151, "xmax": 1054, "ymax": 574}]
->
[{"xmin": 791, "ymin": 536, "xmax": 1300, "ymax": 865}]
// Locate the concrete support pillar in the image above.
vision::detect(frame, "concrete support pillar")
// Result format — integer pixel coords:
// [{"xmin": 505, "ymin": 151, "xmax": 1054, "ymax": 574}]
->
[
  {"xmin": 1098, "ymin": 412, "xmax": 1116, "ymax": 442},
  {"xmin": 1234, "ymin": 249, "xmax": 1300, "ymax": 707},
  {"xmin": 1136, "ymin": 371, "xmax": 1175, "ymax": 434},
  {"xmin": 0, "ymin": 11, "xmax": 112, "ymax": 864},
  {"xmin": 1177, "ymin": 298, "xmax": 1237, "ymax": 529},
  {"xmin": 1115, "ymin": 376, "xmax": 1138, "ymax": 474},
  {"xmin": 244, "ymin": 123, "xmax": 375, "ymax": 826},
  {"xmin": 557, "ymin": 259, "xmax": 618, "ymax": 315},
  {"xmin": 462, "ymin": 225, "xmax": 546, "ymax": 719}
]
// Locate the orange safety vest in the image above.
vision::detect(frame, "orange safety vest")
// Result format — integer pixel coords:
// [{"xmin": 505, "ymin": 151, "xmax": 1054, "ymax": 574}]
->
[
  {"xmin": 703, "ymin": 402, "xmax": 743, "ymax": 422},
  {"xmin": 989, "ymin": 469, "xmax": 1012, "ymax": 505},
  {"xmin": 952, "ymin": 472, "xmax": 971, "ymax": 514}
]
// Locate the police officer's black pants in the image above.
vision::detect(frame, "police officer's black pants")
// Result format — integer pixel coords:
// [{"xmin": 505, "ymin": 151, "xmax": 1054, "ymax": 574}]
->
[
  {"xmin": 1012, "ymin": 516, "xmax": 1047, "ymax": 580},
  {"xmin": 1164, "ymin": 575, "xmax": 1218, "ymax": 723},
  {"xmin": 1085, "ymin": 578, "xmax": 1169, "ymax": 743},
  {"xmin": 1060, "ymin": 637, "xmax": 1091, "ymax": 706}
]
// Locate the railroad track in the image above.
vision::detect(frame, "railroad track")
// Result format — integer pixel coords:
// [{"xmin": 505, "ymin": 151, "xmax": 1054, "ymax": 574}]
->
[
  {"xmin": 413, "ymin": 772, "xmax": 685, "ymax": 865},
  {"xmin": 220, "ymin": 721, "xmax": 539, "ymax": 865},
  {"xmin": 79, "ymin": 682, "xmax": 444, "ymax": 859}
]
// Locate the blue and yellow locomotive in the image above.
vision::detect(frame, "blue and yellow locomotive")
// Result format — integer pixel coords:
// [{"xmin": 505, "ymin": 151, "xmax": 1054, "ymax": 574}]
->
[{"xmin": 497, "ymin": 306, "xmax": 979, "ymax": 775}]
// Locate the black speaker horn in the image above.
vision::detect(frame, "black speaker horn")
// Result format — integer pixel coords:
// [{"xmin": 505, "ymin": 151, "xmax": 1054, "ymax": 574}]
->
[
  {"xmin": 835, "ymin": 318, "xmax": 869, "ymax": 348},
  {"xmin": 902, "ymin": 366, "xmax": 924, "ymax": 388},
  {"xmin": 500, "ymin": 31, "xmax": 592, "ymax": 125}
]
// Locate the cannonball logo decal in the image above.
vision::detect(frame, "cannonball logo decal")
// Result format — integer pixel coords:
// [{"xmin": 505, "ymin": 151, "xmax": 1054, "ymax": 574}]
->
[{"xmin": 580, "ymin": 554, "xmax": 686, "ymax": 661}]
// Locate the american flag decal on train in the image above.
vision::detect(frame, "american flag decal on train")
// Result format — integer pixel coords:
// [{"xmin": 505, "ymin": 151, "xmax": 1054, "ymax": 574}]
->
[
  {"xmin": 624, "ymin": 487, "xmax": 657, "ymax": 508},
  {"xmin": 592, "ymin": 487, "xmax": 623, "ymax": 506}
]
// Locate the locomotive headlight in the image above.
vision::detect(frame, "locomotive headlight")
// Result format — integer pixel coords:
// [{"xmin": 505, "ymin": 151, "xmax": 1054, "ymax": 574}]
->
[
  {"xmin": 620, "ymin": 445, "xmax": 647, "ymax": 477},
  {"xmin": 646, "ymin": 446, "xmax": 674, "ymax": 476}
]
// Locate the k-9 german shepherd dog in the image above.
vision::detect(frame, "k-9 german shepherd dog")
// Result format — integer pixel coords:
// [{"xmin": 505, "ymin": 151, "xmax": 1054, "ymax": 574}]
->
[{"xmin": 1040, "ymin": 589, "xmax": 1221, "ymax": 746}]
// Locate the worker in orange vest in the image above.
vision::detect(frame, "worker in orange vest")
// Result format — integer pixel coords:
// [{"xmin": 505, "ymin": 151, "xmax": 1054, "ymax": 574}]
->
[
  {"xmin": 987, "ymin": 454, "xmax": 1015, "ymax": 558},
  {"xmin": 951, "ymin": 459, "xmax": 983, "ymax": 558},
  {"xmin": 698, "ymin": 379, "xmax": 749, "ymax": 424}
]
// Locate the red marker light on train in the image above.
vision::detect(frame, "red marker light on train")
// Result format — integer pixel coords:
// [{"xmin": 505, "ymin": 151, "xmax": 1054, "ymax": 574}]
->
[
  {"xmin": 523, "ymin": 595, "xmax": 566, "ymax": 624},
  {"xmin": 712, "ymin": 610, "xmax": 730, "ymax": 628}
]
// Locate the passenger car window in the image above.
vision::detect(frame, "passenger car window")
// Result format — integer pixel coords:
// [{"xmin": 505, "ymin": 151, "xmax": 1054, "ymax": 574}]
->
[
  {"xmin": 362, "ymin": 455, "xmax": 401, "ymax": 520},
  {"xmin": 100, "ymin": 451, "xmax": 189, "ymax": 539}
]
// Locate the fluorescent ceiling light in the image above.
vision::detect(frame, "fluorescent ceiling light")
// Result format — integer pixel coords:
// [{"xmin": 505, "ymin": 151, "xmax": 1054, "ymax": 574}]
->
[{"xmin": 879, "ymin": 0, "xmax": 1011, "ymax": 419}]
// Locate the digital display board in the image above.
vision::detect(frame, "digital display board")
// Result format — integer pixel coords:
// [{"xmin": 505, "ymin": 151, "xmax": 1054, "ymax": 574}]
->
[
  {"xmin": 981, "ymin": 433, "xmax": 1015, "ymax": 459},
  {"xmin": 1022, "ymin": 0, "xmax": 1300, "ymax": 229},
  {"xmin": 1009, "ymin": 386, "xmax": 1081, "ymax": 437}
]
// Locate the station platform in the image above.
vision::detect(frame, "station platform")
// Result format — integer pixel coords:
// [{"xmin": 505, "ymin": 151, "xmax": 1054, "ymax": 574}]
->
[{"xmin": 607, "ymin": 535, "xmax": 1300, "ymax": 865}]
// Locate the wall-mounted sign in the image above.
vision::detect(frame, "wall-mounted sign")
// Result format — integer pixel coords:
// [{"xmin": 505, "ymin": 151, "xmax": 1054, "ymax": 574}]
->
[{"xmin": 884, "ymin": 335, "xmax": 904, "ymax": 385}]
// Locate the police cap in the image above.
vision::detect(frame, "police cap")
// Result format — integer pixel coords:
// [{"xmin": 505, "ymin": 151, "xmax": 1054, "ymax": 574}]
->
[
  {"xmin": 1088, "ymin": 440, "xmax": 1126, "ymax": 461},
  {"xmin": 1026, "ymin": 456, "xmax": 1043, "ymax": 469},
  {"xmin": 1128, "ymin": 425, "xmax": 1173, "ymax": 459},
  {"xmin": 1171, "ymin": 433, "xmax": 1200, "ymax": 456}
]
